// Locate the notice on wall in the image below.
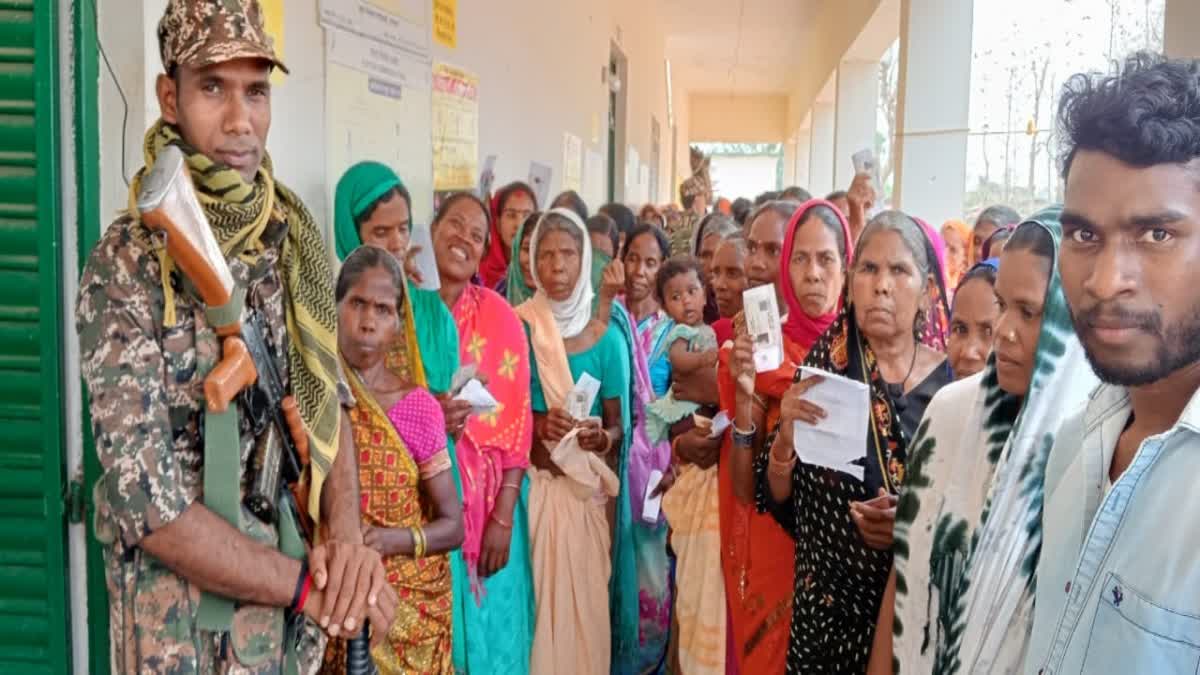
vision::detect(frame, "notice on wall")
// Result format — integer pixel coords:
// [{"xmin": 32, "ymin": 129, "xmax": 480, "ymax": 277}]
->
[
  {"xmin": 327, "ymin": 25, "xmax": 430, "ymax": 90},
  {"xmin": 562, "ymin": 133, "xmax": 583, "ymax": 193},
  {"xmin": 325, "ymin": 55, "xmax": 434, "ymax": 234},
  {"xmin": 432, "ymin": 0, "xmax": 457, "ymax": 49},
  {"xmin": 319, "ymin": 0, "xmax": 429, "ymax": 56},
  {"xmin": 432, "ymin": 63, "xmax": 479, "ymax": 192}
]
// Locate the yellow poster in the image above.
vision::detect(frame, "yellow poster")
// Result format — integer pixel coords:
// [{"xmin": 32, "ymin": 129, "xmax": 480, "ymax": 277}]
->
[
  {"xmin": 432, "ymin": 62, "xmax": 478, "ymax": 192},
  {"xmin": 432, "ymin": 0, "xmax": 457, "ymax": 49},
  {"xmin": 260, "ymin": 0, "xmax": 285, "ymax": 84}
]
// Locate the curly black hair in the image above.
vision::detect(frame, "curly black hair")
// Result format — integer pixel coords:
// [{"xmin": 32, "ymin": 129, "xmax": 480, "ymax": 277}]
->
[
  {"xmin": 654, "ymin": 255, "xmax": 705, "ymax": 304},
  {"xmin": 1059, "ymin": 52, "xmax": 1200, "ymax": 179}
]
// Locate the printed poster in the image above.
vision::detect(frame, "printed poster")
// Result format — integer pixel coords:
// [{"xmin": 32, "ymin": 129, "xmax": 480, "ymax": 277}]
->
[{"xmin": 432, "ymin": 62, "xmax": 479, "ymax": 192}]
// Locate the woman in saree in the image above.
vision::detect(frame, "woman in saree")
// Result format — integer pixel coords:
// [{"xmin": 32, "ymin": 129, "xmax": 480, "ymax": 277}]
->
[
  {"xmin": 479, "ymin": 181, "xmax": 539, "ymax": 289},
  {"xmin": 429, "ymin": 192, "xmax": 537, "ymax": 674},
  {"xmin": 611, "ymin": 223, "xmax": 678, "ymax": 672},
  {"xmin": 708, "ymin": 234, "xmax": 748, "ymax": 346},
  {"xmin": 718, "ymin": 199, "xmax": 855, "ymax": 673},
  {"xmin": 886, "ymin": 212, "xmax": 1096, "ymax": 674},
  {"xmin": 325, "ymin": 246, "xmax": 464, "ymax": 674},
  {"xmin": 515, "ymin": 208, "xmax": 636, "ymax": 675},
  {"xmin": 505, "ymin": 212, "xmax": 541, "ymax": 307},
  {"xmin": 691, "ymin": 213, "xmax": 740, "ymax": 324},
  {"xmin": 756, "ymin": 209, "xmax": 953, "ymax": 673},
  {"xmin": 332, "ymin": 162, "xmax": 467, "ymax": 525}
]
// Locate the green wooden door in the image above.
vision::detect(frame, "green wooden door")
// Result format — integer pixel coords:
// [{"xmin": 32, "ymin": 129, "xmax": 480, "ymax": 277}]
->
[{"xmin": 0, "ymin": 0, "xmax": 70, "ymax": 673}]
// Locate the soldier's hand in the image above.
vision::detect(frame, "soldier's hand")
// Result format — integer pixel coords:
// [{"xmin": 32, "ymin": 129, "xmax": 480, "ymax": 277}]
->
[{"xmin": 308, "ymin": 540, "xmax": 393, "ymax": 639}]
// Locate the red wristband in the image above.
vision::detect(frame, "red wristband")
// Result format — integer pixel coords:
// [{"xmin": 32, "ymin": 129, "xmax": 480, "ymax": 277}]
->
[{"xmin": 294, "ymin": 572, "xmax": 313, "ymax": 613}]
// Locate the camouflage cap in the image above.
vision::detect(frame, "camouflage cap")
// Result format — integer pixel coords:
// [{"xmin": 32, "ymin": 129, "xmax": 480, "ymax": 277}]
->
[{"xmin": 158, "ymin": 0, "xmax": 288, "ymax": 75}]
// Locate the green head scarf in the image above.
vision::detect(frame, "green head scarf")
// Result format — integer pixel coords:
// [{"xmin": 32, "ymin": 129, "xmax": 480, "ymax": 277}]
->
[
  {"xmin": 505, "ymin": 214, "xmax": 536, "ymax": 306},
  {"xmin": 333, "ymin": 162, "xmax": 458, "ymax": 394},
  {"xmin": 334, "ymin": 161, "xmax": 404, "ymax": 261}
]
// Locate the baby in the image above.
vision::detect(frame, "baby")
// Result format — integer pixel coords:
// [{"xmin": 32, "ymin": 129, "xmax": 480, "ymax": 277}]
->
[{"xmin": 646, "ymin": 257, "xmax": 719, "ymax": 443}]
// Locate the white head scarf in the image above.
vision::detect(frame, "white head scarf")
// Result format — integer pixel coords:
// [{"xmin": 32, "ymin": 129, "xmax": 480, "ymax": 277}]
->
[{"xmin": 529, "ymin": 207, "xmax": 594, "ymax": 340}]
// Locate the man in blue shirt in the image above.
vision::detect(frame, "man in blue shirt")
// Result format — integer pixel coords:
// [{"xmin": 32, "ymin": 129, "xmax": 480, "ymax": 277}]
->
[{"xmin": 1026, "ymin": 53, "xmax": 1200, "ymax": 673}]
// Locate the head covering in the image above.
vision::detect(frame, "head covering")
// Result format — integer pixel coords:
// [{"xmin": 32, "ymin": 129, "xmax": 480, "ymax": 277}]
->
[
  {"xmin": 528, "ymin": 208, "xmax": 594, "ymax": 340},
  {"xmin": 893, "ymin": 207, "xmax": 1097, "ymax": 674},
  {"xmin": 334, "ymin": 161, "xmax": 404, "ymax": 261},
  {"xmin": 479, "ymin": 182, "xmax": 536, "ymax": 288},
  {"xmin": 505, "ymin": 213, "xmax": 536, "ymax": 306},
  {"xmin": 779, "ymin": 199, "xmax": 854, "ymax": 350},
  {"xmin": 157, "ymin": 0, "xmax": 288, "ymax": 74},
  {"xmin": 914, "ymin": 216, "xmax": 952, "ymax": 352}
]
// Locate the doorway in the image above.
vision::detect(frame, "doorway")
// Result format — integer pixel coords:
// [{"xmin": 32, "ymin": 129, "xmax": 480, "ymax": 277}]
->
[{"xmin": 607, "ymin": 42, "xmax": 628, "ymax": 203}]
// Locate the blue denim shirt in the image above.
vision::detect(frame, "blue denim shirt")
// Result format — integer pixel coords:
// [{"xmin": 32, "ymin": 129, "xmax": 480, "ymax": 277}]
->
[{"xmin": 1025, "ymin": 383, "xmax": 1200, "ymax": 674}]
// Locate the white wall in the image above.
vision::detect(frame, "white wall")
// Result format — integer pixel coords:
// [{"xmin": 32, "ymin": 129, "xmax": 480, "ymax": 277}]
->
[
  {"xmin": 710, "ymin": 155, "xmax": 779, "ymax": 202},
  {"xmin": 97, "ymin": 0, "xmax": 678, "ymax": 238}
]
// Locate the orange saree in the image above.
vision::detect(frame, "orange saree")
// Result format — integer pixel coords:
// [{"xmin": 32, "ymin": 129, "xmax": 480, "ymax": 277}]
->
[{"xmin": 716, "ymin": 335, "xmax": 807, "ymax": 675}]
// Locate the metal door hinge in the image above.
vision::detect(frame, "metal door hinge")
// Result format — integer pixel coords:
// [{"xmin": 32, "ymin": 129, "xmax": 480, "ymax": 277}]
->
[{"xmin": 65, "ymin": 478, "xmax": 85, "ymax": 524}]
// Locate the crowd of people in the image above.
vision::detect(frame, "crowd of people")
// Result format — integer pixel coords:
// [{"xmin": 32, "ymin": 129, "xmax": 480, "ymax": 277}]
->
[{"xmin": 76, "ymin": 2, "xmax": 1200, "ymax": 674}]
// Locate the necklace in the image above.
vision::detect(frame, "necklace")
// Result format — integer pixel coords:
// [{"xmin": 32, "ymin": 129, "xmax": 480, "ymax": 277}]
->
[{"xmin": 883, "ymin": 344, "xmax": 919, "ymax": 402}]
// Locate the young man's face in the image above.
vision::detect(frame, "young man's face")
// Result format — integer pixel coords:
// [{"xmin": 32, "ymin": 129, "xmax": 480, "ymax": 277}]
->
[
  {"xmin": 157, "ymin": 58, "xmax": 273, "ymax": 183},
  {"xmin": 1060, "ymin": 149, "xmax": 1200, "ymax": 386}
]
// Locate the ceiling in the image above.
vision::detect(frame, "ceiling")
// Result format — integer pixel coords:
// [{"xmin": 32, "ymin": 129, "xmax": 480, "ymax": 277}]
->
[{"xmin": 660, "ymin": 0, "xmax": 827, "ymax": 95}]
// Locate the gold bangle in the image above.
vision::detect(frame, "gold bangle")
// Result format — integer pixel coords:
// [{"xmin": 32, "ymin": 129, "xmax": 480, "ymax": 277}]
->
[
  {"xmin": 490, "ymin": 511, "xmax": 513, "ymax": 529},
  {"xmin": 411, "ymin": 526, "xmax": 427, "ymax": 558},
  {"xmin": 501, "ymin": 481, "xmax": 522, "ymax": 492}
]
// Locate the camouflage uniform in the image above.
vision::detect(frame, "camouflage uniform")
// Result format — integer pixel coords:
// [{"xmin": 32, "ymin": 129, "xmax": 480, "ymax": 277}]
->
[
  {"xmin": 79, "ymin": 215, "xmax": 325, "ymax": 674},
  {"xmin": 76, "ymin": 2, "xmax": 324, "ymax": 673}
]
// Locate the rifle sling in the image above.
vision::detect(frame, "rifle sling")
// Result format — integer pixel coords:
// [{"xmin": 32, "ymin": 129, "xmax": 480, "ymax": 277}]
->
[{"xmin": 196, "ymin": 286, "xmax": 305, "ymax": 675}]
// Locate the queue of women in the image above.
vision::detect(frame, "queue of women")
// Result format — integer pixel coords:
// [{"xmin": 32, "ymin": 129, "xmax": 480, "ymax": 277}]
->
[{"xmin": 320, "ymin": 156, "xmax": 1084, "ymax": 675}]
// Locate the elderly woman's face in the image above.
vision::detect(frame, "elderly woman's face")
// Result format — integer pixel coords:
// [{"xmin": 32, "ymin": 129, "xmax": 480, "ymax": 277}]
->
[
  {"xmin": 535, "ymin": 228, "xmax": 583, "ymax": 302},
  {"xmin": 851, "ymin": 229, "xmax": 927, "ymax": 343},
  {"xmin": 337, "ymin": 266, "xmax": 400, "ymax": 371}
]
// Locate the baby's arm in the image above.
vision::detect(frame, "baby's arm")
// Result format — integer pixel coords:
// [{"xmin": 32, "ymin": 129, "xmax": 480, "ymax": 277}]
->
[{"xmin": 669, "ymin": 339, "xmax": 718, "ymax": 374}]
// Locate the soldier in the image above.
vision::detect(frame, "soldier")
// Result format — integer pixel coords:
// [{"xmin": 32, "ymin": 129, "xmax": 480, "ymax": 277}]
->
[{"xmin": 76, "ymin": 1, "xmax": 398, "ymax": 672}]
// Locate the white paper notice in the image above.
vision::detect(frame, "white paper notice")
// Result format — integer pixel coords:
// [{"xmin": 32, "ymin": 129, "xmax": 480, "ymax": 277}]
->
[
  {"xmin": 791, "ymin": 367, "xmax": 870, "ymax": 481},
  {"xmin": 743, "ymin": 285, "xmax": 784, "ymax": 372},
  {"xmin": 455, "ymin": 378, "xmax": 498, "ymax": 414},
  {"xmin": 408, "ymin": 222, "xmax": 440, "ymax": 291},
  {"xmin": 643, "ymin": 469, "xmax": 664, "ymax": 522},
  {"xmin": 567, "ymin": 372, "xmax": 602, "ymax": 420}
]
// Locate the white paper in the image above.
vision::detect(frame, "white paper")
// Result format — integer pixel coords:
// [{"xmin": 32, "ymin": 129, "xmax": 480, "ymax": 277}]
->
[
  {"xmin": 643, "ymin": 469, "xmax": 664, "ymax": 522},
  {"xmin": 320, "ymin": 0, "xmax": 430, "ymax": 57},
  {"xmin": 694, "ymin": 410, "xmax": 732, "ymax": 439},
  {"xmin": 478, "ymin": 154, "xmax": 497, "ymax": 198},
  {"xmin": 791, "ymin": 367, "xmax": 870, "ymax": 481},
  {"xmin": 528, "ymin": 162, "xmax": 553, "ymax": 209},
  {"xmin": 407, "ymin": 222, "xmax": 440, "ymax": 290},
  {"xmin": 743, "ymin": 285, "xmax": 784, "ymax": 372},
  {"xmin": 326, "ymin": 25, "xmax": 431, "ymax": 90},
  {"xmin": 449, "ymin": 362, "xmax": 478, "ymax": 396},
  {"xmin": 708, "ymin": 410, "xmax": 732, "ymax": 438},
  {"xmin": 455, "ymin": 378, "xmax": 498, "ymax": 414},
  {"xmin": 566, "ymin": 372, "xmax": 602, "ymax": 420}
]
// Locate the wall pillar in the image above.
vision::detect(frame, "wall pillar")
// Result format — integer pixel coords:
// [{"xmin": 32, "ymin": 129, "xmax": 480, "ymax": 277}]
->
[
  {"xmin": 892, "ymin": 0, "xmax": 972, "ymax": 224},
  {"xmin": 808, "ymin": 101, "xmax": 836, "ymax": 197},
  {"xmin": 834, "ymin": 60, "xmax": 879, "ymax": 188}
]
